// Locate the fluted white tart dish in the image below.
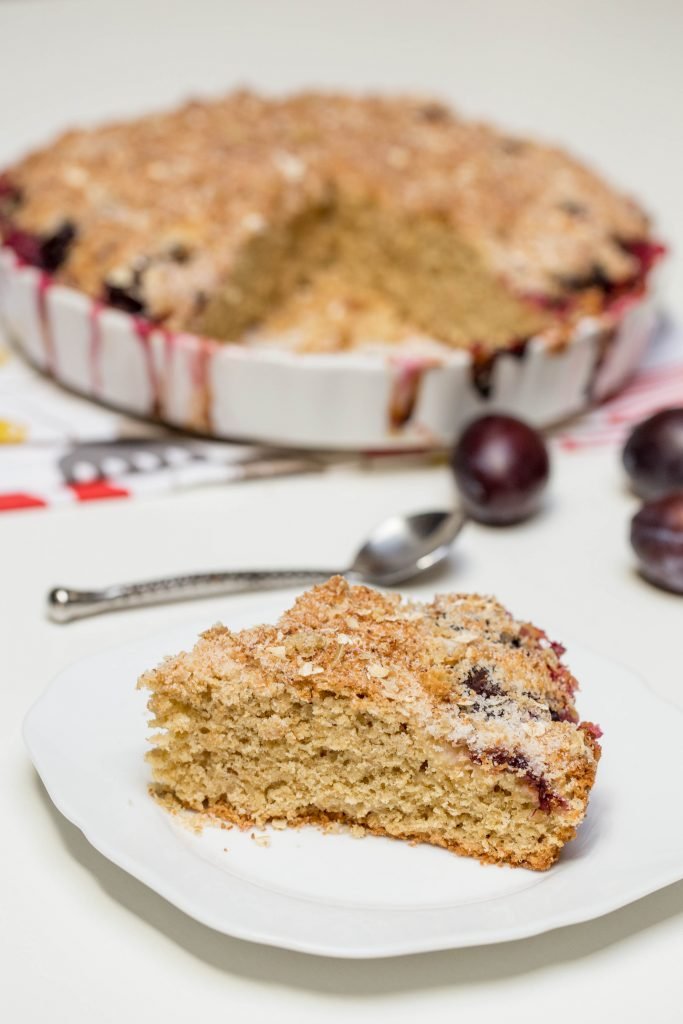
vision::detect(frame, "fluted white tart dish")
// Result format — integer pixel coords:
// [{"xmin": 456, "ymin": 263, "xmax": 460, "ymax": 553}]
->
[{"xmin": 0, "ymin": 246, "xmax": 659, "ymax": 450}]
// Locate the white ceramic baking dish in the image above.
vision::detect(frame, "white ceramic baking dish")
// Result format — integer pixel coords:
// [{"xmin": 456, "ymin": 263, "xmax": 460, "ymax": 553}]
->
[{"xmin": 0, "ymin": 245, "xmax": 658, "ymax": 450}]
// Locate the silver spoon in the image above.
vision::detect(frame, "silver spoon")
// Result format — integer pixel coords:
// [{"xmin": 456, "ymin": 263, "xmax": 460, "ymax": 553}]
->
[{"xmin": 47, "ymin": 509, "xmax": 466, "ymax": 623}]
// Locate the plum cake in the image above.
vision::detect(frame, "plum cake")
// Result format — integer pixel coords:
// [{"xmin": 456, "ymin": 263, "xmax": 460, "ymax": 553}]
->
[
  {"xmin": 0, "ymin": 90, "xmax": 661, "ymax": 360},
  {"xmin": 139, "ymin": 577, "xmax": 601, "ymax": 870}
]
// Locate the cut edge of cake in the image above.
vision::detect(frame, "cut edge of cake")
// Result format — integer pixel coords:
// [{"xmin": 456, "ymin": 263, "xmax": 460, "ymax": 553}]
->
[{"xmin": 138, "ymin": 577, "xmax": 601, "ymax": 871}]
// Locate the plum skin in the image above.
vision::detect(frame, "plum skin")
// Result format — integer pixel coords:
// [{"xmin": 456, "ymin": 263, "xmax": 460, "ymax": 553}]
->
[
  {"xmin": 623, "ymin": 408, "xmax": 683, "ymax": 500},
  {"xmin": 450, "ymin": 414, "xmax": 550, "ymax": 525},
  {"xmin": 630, "ymin": 492, "xmax": 683, "ymax": 594}
]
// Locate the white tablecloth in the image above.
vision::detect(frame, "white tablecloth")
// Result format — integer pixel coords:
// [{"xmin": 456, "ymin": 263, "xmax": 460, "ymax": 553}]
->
[{"xmin": 2, "ymin": 2, "xmax": 683, "ymax": 1022}]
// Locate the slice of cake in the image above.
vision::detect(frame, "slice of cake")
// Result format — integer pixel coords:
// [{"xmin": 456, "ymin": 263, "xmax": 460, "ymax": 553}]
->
[
  {"xmin": 139, "ymin": 577, "xmax": 601, "ymax": 870},
  {"xmin": 1, "ymin": 91, "xmax": 660, "ymax": 361}
]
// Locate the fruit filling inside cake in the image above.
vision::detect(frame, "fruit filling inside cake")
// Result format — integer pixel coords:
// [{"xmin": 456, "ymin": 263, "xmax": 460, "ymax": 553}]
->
[
  {"xmin": 139, "ymin": 577, "xmax": 601, "ymax": 870},
  {"xmin": 0, "ymin": 91, "xmax": 660, "ymax": 357}
]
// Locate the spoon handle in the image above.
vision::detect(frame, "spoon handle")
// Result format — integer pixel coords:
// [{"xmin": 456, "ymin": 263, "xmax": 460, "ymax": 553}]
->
[{"xmin": 47, "ymin": 569, "xmax": 341, "ymax": 623}]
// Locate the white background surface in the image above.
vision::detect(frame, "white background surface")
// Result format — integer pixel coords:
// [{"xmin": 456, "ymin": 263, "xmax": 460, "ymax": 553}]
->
[{"xmin": 1, "ymin": 0, "xmax": 683, "ymax": 1021}]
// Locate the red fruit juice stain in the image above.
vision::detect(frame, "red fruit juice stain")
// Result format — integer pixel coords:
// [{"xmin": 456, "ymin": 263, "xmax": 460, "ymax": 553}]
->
[
  {"xmin": 36, "ymin": 273, "xmax": 57, "ymax": 375},
  {"xmin": 89, "ymin": 301, "xmax": 103, "ymax": 395},
  {"xmin": 133, "ymin": 316, "xmax": 161, "ymax": 417}
]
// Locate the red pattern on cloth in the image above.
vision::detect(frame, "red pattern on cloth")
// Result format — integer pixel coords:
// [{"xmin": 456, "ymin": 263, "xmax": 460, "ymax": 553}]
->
[
  {"xmin": 0, "ymin": 491, "xmax": 48, "ymax": 511},
  {"xmin": 554, "ymin": 363, "xmax": 683, "ymax": 451},
  {"xmin": 69, "ymin": 480, "xmax": 130, "ymax": 502}
]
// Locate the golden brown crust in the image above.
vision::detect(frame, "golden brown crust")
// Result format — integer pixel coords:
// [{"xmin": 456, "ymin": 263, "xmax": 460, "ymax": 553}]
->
[{"xmin": 4, "ymin": 90, "xmax": 650, "ymax": 341}]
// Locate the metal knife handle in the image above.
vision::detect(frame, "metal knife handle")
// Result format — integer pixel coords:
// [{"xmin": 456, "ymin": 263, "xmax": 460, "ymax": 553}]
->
[{"xmin": 47, "ymin": 569, "xmax": 341, "ymax": 623}]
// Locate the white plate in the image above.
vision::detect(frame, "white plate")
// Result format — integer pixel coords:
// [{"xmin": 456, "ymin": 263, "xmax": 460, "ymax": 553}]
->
[{"xmin": 23, "ymin": 593, "xmax": 683, "ymax": 958}]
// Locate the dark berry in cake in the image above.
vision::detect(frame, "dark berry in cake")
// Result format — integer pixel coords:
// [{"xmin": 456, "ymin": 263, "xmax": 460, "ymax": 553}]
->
[
  {"xmin": 4, "ymin": 220, "xmax": 76, "ymax": 272},
  {"xmin": 463, "ymin": 666, "xmax": 501, "ymax": 699},
  {"xmin": 104, "ymin": 281, "xmax": 147, "ymax": 315},
  {"xmin": 40, "ymin": 222, "xmax": 76, "ymax": 273}
]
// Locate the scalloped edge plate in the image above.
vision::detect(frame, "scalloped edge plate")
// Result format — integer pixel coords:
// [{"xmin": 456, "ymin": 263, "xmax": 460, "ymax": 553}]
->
[{"xmin": 23, "ymin": 592, "xmax": 683, "ymax": 957}]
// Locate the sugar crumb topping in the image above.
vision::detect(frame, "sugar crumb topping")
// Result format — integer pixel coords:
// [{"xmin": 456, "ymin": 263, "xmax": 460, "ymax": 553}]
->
[{"xmin": 5, "ymin": 90, "xmax": 649, "ymax": 317}]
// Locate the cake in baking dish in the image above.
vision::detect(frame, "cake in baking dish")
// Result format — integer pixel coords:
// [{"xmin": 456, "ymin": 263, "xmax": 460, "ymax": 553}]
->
[
  {"xmin": 0, "ymin": 91, "xmax": 661, "ymax": 359},
  {"xmin": 139, "ymin": 577, "xmax": 601, "ymax": 870}
]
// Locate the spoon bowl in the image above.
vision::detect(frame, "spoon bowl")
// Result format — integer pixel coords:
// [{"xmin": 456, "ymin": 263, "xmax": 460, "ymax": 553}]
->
[{"xmin": 349, "ymin": 510, "xmax": 466, "ymax": 585}]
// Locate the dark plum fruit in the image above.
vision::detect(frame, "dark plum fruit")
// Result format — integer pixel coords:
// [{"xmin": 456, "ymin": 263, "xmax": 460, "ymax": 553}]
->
[
  {"xmin": 40, "ymin": 222, "xmax": 76, "ymax": 273},
  {"xmin": 623, "ymin": 408, "xmax": 683, "ymax": 499},
  {"xmin": 630, "ymin": 492, "xmax": 683, "ymax": 594},
  {"xmin": 4, "ymin": 220, "xmax": 76, "ymax": 272},
  {"xmin": 450, "ymin": 414, "xmax": 550, "ymax": 525},
  {"xmin": 103, "ymin": 281, "xmax": 147, "ymax": 315}
]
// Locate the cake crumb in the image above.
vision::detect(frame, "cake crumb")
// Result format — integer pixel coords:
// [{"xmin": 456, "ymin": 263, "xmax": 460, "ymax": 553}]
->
[{"xmin": 251, "ymin": 833, "xmax": 271, "ymax": 848}]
